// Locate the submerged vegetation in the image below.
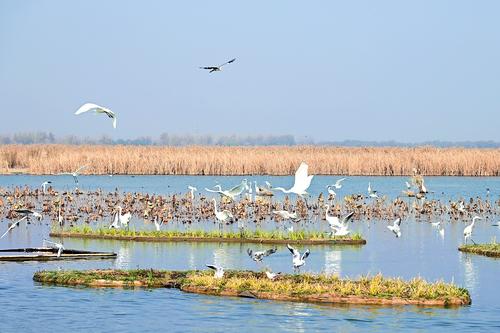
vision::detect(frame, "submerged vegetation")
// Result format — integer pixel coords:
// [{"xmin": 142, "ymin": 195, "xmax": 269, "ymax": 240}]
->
[
  {"xmin": 459, "ymin": 241, "xmax": 500, "ymax": 258},
  {"xmin": 1, "ymin": 144, "xmax": 500, "ymax": 176},
  {"xmin": 33, "ymin": 269, "xmax": 471, "ymax": 306},
  {"xmin": 51, "ymin": 227, "xmax": 365, "ymax": 244}
]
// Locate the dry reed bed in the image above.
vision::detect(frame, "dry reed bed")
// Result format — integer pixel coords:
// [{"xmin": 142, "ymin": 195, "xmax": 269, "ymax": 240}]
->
[{"xmin": 1, "ymin": 144, "xmax": 500, "ymax": 176}]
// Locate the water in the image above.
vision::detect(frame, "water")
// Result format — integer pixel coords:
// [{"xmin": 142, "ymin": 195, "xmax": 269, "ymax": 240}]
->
[{"xmin": 1, "ymin": 175, "xmax": 500, "ymax": 332}]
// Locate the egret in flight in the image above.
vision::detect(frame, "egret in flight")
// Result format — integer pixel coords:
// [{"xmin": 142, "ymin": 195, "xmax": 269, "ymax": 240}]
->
[
  {"xmin": 330, "ymin": 178, "xmax": 346, "ymax": 189},
  {"xmin": 75, "ymin": 103, "xmax": 117, "ymax": 128},
  {"xmin": 205, "ymin": 179, "xmax": 248, "ymax": 201},
  {"xmin": 273, "ymin": 162, "xmax": 314, "ymax": 198},
  {"xmin": 199, "ymin": 58, "xmax": 236, "ymax": 73}
]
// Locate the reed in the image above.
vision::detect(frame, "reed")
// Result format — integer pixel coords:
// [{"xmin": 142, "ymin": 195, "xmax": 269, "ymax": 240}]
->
[{"xmin": 1, "ymin": 144, "xmax": 500, "ymax": 176}]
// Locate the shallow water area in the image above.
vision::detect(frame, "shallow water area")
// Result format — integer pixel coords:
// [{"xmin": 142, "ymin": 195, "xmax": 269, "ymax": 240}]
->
[{"xmin": 1, "ymin": 175, "xmax": 500, "ymax": 332}]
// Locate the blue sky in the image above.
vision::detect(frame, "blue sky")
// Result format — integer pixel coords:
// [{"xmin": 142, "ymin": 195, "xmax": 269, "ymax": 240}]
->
[{"xmin": 1, "ymin": 0, "xmax": 499, "ymax": 142}]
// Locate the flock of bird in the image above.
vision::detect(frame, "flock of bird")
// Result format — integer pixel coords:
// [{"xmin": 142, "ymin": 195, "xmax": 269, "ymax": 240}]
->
[{"xmin": 0, "ymin": 160, "xmax": 498, "ymax": 271}]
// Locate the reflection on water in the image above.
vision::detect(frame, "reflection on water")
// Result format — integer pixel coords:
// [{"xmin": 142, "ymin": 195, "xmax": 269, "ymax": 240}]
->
[
  {"xmin": 461, "ymin": 253, "xmax": 477, "ymax": 293},
  {"xmin": 324, "ymin": 250, "xmax": 342, "ymax": 276},
  {"xmin": 114, "ymin": 246, "xmax": 131, "ymax": 269}
]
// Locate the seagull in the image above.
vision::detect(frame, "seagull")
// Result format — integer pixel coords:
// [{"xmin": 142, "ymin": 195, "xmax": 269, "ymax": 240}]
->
[
  {"xmin": 273, "ymin": 162, "xmax": 314, "ymax": 198},
  {"xmin": 325, "ymin": 208, "xmax": 354, "ymax": 237},
  {"xmin": 272, "ymin": 210, "xmax": 299, "ymax": 221},
  {"xmin": 206, "ymin": 264, "xmax": 224, "ymax": 278},
  {"xmin": 247, "ymin": 247, "xmax": 277, "ymax": 263},
  {"xmin": 458, "ymin": 201, "xmax": 466, "ymax": 213},
  {"xmin": 464, "ymin": 216, "xmax": 482, "ymax": 244},
  {"xmin": 254, "ymin": 182, "xmax": 274, "ymax": 197},
  {"xmin": 115, "ymin": 205, "xmax": 131, "ymax": 229},
  {"xmin": 199, "ymin": 58, "xmax": 236, "ymax": 73},
  {"xmin": 287, "ymin": 244, "xmax": 310, "ymax": 273},
  {"xmin": 265, "ymin": 271, "xmax": 281, "ymax": 280},
  {"xmin": 41, "ymin": 181, "xmax": 52, "ymax": 194},
  {"xmin": 187, "ymin": 186, "xmax": 197, "ymax": 200},
  {"xmin": 0, "ymin": 216, "xmax": 27, "ymax": 239},
  {"xmin": 57, "ymin": 165, "xmax": 87, "ymax": 185},
  {"xmin": 387, "ymin": 217, "xmax": 402, "ymax": 238},
  {"xmin": 212, "ymin": 199, "xmax": 234, "ymax": 229},
  {"xmin": 331, "ymin": 178, "xmax": 346, "ymax": 189},
  {"xmin": 205, "ymin": 179, "xmax": 248, "ymax": 201},
  {"xmin": 75, "ymin": 103, "xmax": 117, "ymax": 128},
  {"xmin": 368, "ymin": 182, "xmax": 378, "ymax": 198},
  {"xmin": 14, "ymin": 209, "xmax": 43, "ymax": 221},
  {"xmin": 43, "ymin": 239, "xmax": 65, "ymax": 258}
]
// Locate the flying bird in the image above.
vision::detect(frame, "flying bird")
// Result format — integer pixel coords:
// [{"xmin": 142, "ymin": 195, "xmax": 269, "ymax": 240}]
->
[
  {"xmin": 206, "ymin": 264, "xmax": 224, "ymax": 279},
  {"xmin": 199, "ymin": 58, "xmax": 236, "ymax": 73},
  {"xmin": 331, "ymin": 178, "xmax": 346, "ymax": 189},
  {"xmin": 57, "ymin": 165, "xmax": 87, "ymax": 185},
  {"xmin": 287, "ymin": 244, "xmax": 310, "ymax": 273},
  {"xmin": 247, "ymin": 247, "xmax": 277, "ymax": 263},
  {"xmin": 265, "ymin": 271, "xmax": 281, "ymax": 280},
  {"xmin": 14, "ymin": 209, "xmax": 43, "ymax": 221},
  {"xmin": 205, "ymin": 179, "xmax": 248, "ymax": 201},
  {"xmin": 387, "ymin": 217, "xmax": 402, "ymax": 238},
  {"xmin": 325, "ymin": 207, "xmax": 354, "ymax": 237},
  {"xmin": 0, "ymin": 216, "xmax": 27, "ymax": 239},
  {"xmin": 273, "ymin": 162, "xmax": 314, "ymax": 198},
  {"xmin": 75, "ymin": 103, "xmax": 117, "ymax": 128}
]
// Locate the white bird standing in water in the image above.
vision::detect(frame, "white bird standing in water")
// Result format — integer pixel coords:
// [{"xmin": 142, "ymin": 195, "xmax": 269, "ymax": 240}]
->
[
  {"xmin": 75, "ymin": 103, "xmax": 117, "ymax": 128},
  {"xmin": 43, "ymin": 239, "xmax": 65, "ymax": 258},
  {"xmin": 41, "ymin": 181, "xmax": 52, "ymax": 194},
  {"xmin": 464, "ymin": 216, "xmax": 482, "ymax": 244},
  {"xmin": 367, "ymin": 182, "xmax": 378, "ymax": 198},
  {"xmin": 115, "ymin": 205, "xmax": 131, "ymax": 229},
  {"xmin": 273, "ymin": 162, "xmax": 314, "ymax": 198},
  {"xmin": 153, "ymin": 217, "xmax": 163, "ymax": 231},
  {"xmin": 212, "ymin": 199, "xmax": 233, "ymax": 230},
  {"xmin": 187, "ymin": 186, "xmax": 197, "ymax": 200},
  {"xmin": 326, "ymin": 185, "xmax": 337, "ymax": 201},
  {"xmin": 387, "ymin": 217, "xmax": 402, "ymax": 238},
  {"xmin": 286, "ymin": 244, "xmax": 310, "ymax": 273},
  {"xmin": 206, "ymin": 264, "xmax": 224, "ymax": 278}
]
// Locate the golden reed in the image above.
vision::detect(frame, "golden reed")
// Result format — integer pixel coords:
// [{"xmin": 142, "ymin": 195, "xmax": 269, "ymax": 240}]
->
[{"xmin": 0, "ymin": 144, "xmax": 499, "ymax": 176}]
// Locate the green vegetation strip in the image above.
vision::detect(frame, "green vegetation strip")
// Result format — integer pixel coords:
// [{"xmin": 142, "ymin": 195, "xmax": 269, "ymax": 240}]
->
[
  {"xmin": 33, "ymin": 269, "xmax": 470, "ymax": 306},
  {"xmin": 459, "ymin": 242, "xmax": 500, "ymax": 258},
  {"xmin": 49, "ymin": 227, "xmax": 366, "ymax": 245}
]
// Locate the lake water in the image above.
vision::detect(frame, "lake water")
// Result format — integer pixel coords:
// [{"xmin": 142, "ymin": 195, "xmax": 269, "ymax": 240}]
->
[{"xmin": 0, "ymin": 175, "xmax": 499, "ymax": 332}]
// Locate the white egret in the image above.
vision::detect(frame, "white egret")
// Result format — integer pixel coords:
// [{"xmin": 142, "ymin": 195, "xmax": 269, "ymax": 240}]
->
[
  {"xmin": 187, "ymin": 186, "xmax": 197, "ymax": 200},
  {"xmin": 212, "ymin": 199, "xmax": 233, "ymax": 230},
  {"xmin": 115, "ymin": 205, "xmax": 131, "ymax": 229},
  {"xmin": 75, "ymin": 103, "xmax": 117, "ymax": 128},
  {"xmin": 464, "ymin": 216, "xmax": 482, "ymax": 244},
  {"xmin": 367, "ymin": 182, "xmax": 378, "ymax": 198},
  {"xmin": 387, "ymin": 218, "xmax": 402, "ymax": 238},
  {"xmin": 206, "ymin": 264, "xmax": 224, "ymax": 278},
  {"xmin": 272, "ymin": 210, "xmax": 299, "ymax": 221},
  {"xmin": 43, "ymin": 239, "xmax": 65, "ymax": 258},
  {"xmin": 205, "ymin": 179, "xmax": 248, "ymax": 201},
  {"xmin": 153, "ymin": 217, "xmax": 163, "ymax": 231},
  {"xmin": 199, "ymin": 58, "xmax": 236, "ymax": 73},
  {"xmin": 247, "ymin": 247, "xmax": 277, "ymax": 263},
  {"xmin": 287, "ymin": 244, "xmax": 310, "ymax": 273},
  {"xmin": 41, "ymin": 181, "xmax": 52, "ymax": 194},
  {"xmin": 325, "ymin": 207, "xmax": 354, "ymax": 237},
  {"xmin": 273, "ymin": 162, "xmax": 314, "ymax": 198}
]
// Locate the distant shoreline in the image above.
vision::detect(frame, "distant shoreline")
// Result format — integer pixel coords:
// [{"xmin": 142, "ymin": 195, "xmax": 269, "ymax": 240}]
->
[{"xmin": 1, "ymin": 144, "xmax": 499, "ymax": 176}]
